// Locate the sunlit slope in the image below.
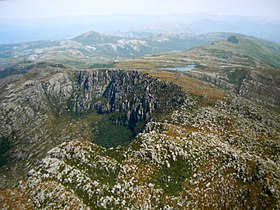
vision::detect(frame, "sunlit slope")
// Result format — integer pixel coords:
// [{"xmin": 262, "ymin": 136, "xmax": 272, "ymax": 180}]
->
[
  {"xmin": 190, "ymin": 34, "xmax": 280, "ymax": 69},
  {"xmin": 116, "ymin": 34, "xmax": 280, "ymax": 108}
]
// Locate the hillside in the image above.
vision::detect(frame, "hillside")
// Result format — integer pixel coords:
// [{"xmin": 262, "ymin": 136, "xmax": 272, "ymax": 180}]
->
[
  {"xmin": 0, "ymin": 33, "xmax": 279, "ymax": 209},
  {"xmin": 117, "ymin": 34, "xmax": 280, "ymax": 108},
  {"xmin": 0, "ymin": 64, "xmax": 279, "ymax": 209}
]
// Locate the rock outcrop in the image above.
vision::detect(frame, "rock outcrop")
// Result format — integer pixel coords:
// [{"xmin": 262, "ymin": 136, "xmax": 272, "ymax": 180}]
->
[
  {"xmin": 67, "ymin": 70, "xmax": 185, "ymax": 131},
  {"xmin": 0, "ymin": 67, "xmax": 185, "ymax": 189},
  {"xmin": 1, "ymin": 95, "xmax": 279, "ymax": 209},
  {"xmin": 227, "ymin": 35, "xmax": 239, "ymax": 44}
]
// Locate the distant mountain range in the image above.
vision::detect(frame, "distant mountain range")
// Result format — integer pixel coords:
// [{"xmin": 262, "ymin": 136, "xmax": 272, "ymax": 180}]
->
[
  {"xmin": 0, "ymin": 31, "xmax": 231, "ymax": 70},
  {"xmin": 1, "ymin": 30, "xmax": 280, "ymax": 73},
  {"xmin": 0, "ymin": 14, "xmax": 280, "ymax": 44}
]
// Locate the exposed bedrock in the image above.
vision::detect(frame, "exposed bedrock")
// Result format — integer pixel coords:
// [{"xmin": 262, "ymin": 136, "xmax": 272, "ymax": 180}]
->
[{"xmin": 0, "ymin": 68, "xmax": 185, "ymax": 188}]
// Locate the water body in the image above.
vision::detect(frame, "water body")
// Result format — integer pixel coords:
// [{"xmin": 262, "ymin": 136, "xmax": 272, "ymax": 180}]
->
[{"xmin": 161, "ymin": 64, "xmax": 195, "ymax": 71}]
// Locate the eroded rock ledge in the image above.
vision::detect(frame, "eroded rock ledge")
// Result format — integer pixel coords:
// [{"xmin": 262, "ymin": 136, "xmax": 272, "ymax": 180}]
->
[{"xmin": 65, "ymin": 70, "xmax": 184, "ymax": 131}]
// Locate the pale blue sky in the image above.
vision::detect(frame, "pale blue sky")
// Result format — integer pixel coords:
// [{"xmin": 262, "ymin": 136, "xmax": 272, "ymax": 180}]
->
[{"xmin": 0, "ymin": 0, "xmax": 279, "ymax": 19}]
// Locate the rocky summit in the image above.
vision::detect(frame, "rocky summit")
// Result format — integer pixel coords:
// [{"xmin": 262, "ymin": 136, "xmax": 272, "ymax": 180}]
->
[{"xmin": 0, "ymin": 33, "xmax": 279, "ymax": 209}]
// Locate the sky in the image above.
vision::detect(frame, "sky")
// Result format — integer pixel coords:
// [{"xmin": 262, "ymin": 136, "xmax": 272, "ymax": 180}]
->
[{"xmin": 0, "ymin": 0, "xmax": 280, "ymax": 19}]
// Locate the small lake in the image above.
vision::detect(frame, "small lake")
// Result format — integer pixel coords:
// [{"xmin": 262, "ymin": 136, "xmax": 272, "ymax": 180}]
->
[{"xmin": 161, "ymin": 64, "xmax": 196, "ymax": 71}]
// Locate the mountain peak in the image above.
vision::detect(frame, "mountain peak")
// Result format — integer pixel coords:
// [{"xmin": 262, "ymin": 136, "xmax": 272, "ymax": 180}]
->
[{"xmin": 72, "ymin": 31, "xmax": 119, "ymax": 45}]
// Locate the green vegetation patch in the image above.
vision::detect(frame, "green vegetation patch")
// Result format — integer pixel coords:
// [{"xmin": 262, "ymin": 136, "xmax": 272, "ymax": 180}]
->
[
  {"xmin": 151, "ymin": 156, "xmax": 192, "ymax": 196},
  {"xmin": 94, "ymin": 114, "xmax": 134, "ymax": 148},
  {"xmin": 65, "ymin": 158, "xmax": 120, "ymax": 186},
  {"xmin": 228, "ymin": 69, "xmax": 249, "ymax": 85},
  {"xmin": 0, "ymin": 136, "xmax": 12, "ymax": 167},
  {"xmin": 102, "ymin": 147, "xmax": 125, "ymax": 162}
]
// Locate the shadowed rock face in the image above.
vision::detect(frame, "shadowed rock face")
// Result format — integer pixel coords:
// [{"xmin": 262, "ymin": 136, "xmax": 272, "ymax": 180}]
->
[
  {"xmin": 67, "ymin": 70, "xmax": 185, "ymax": 132},
  {"xmin": 0, "ymin": 68, "xmax": 185, "ymax": 189},
  {"xmin": 44, "ymin": 69, "xmax": 186, "ymax": 134}
]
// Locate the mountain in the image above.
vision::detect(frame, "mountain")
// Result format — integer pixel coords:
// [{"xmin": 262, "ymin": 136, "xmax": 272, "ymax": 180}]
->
[
  {"xmin": 1, "ymin": 30, "xmax": 279, "ymax": 72},
  {"xmin": 181, "ymin": 18, "xmax": 280, "ymax": 42},
  {"xmin": 0, "ymin": 31, "xmax": 229, "ymax": 70},
  {"xmin": 0, "ymin": 33, "xmax": 279, "ymax": 209},
  {"xmin": 72, "ymin": 31, "xmax": 120, "ymax": 45},
  {"xmin": 197, "ymin": 35, "xmax": 280, "ymax": 68}
]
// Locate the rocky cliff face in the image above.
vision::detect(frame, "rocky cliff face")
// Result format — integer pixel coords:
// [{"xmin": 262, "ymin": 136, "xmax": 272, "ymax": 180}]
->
[
  {"xmin": 43, "ymin": 69, "xmax": 185, "ymax": 132},
  {"xmin": 0, "ymin": 67, "xmax": 185, "ymax": 189},
  {"xmin": 68, "ymin": 70, "xmax": 185, "ymax": 131},
  {"xmin": 188, "ymin": 69, "xmax": 280, "ymax": 108}
]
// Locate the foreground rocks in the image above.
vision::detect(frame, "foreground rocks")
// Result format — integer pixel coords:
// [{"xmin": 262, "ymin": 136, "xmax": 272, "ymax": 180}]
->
[{"xmin": 1, "ymin": 93, "xmax": 279, "ymax": 209}]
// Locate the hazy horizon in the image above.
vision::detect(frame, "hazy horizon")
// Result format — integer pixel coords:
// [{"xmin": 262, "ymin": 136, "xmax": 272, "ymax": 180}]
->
[
  {"xmin": 0, "ymin": 0, "xmax": 280, "ymax": 19},
  {"xmin": 0, "ymin": 0, "xmax": 280, "ymax": 44}
]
